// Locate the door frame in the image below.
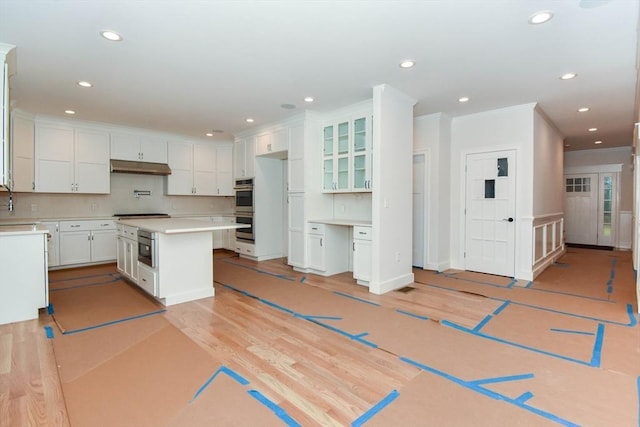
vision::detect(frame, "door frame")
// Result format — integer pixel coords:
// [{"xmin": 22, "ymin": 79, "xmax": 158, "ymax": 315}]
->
[{"xmin": 564, "ymin": 164, "xmax": 622, "ymax": 247}]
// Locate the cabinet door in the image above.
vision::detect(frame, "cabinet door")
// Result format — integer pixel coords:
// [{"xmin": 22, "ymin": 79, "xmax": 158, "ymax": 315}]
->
[
  {"xmin": 116, "ymin": 236, "xmax": 126, "ymax": 273},
  {"xmin": 307, "ymin": 233, "xmax": 325, "ymax": 271},
  {"xmin": 60, "ymin": 231, "xmax": 92, "ymax": 265},
  {"xmin": 110, "ymin": 133, "xmax": 141, "ymax": 161},
  {"xmin": 91, "ymin": 229, "xmax": 117, "ymax": 262},
  {"xmin": 233, "ymin": 138, "xmax": 246, "ymax": 178},
  {"xmin": 193, "ymin": 143, "xmax": 217, "ymax": 195},
  {"xmin": 167, "ymin": 141, "xmax": 194, "ymax": 195},
  {"xmin": 11, "ymin": 113, "xmax": 34, "ymax": 192},
  {"xmin": 140, "ymin": 136, "xmax": 167, "ymax": 163},
  {"xmin": 288, "ymin": 193, "xmax": 305, "ymax": 268},
  {"xmin": 352, "ymin": 116, "xmax": 372, "ymax": 191},
  {"xmin": 35, "ymin": 123, "xmax": 74, "ymax": 193},
  {"xmin": 244, "ymin": 137, "xmax": 256, "ymax": 178},
  {"xmin": 216, "ymin": 145, "xmax": 233, "ymax": 195},
  {"xmin": 41, "ymin": 221, "xmax": 60, "ymax": 267},
  {"xmin": 353, "ymin": 239, "xmax": 372, "ymax": 282},
  {"xmin": 75, "ymin": 128, "xmax": 110, "ymax": 194},
  {"xmin": 255, "ymin": 132, "xmax": 271, "ymax": 156},
  {"xmin": 288, "ymin": 124, "xmax": 304, "ymax": 192}
]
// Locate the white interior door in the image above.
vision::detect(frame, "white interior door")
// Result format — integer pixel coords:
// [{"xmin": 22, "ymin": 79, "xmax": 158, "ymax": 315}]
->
[
  {"xmin": 465, "ymin": 150, "xmax": 516, "ymax": 277},
  {"xmin": 563, "ymin": 172, "xmax": 617, "ymax": 247},
  {"xmin": 412, "ymin": 153, "xmax": 425, "ymax": 268}
]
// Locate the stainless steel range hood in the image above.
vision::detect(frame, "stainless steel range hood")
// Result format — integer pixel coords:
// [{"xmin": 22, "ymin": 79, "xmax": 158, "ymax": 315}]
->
[{"xmin": 110, "ymin": 159, "xmax": 172, "ymax": 176}]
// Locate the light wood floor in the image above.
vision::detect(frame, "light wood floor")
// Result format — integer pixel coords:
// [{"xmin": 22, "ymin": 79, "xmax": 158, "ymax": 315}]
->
[{"xmin": 1, "ymin": 249, "xmax": 638, "ymax": 426}]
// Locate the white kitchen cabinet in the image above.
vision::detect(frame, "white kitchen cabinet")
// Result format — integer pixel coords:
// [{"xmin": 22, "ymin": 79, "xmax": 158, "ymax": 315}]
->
[
  {"xmin": 233, "ymin": 136, "xmax": 255, "ymax": 178},
  {"xmin": 287, "ymin": 193, "xmax": 305, "ymax": 268},
  {"xmin": 35, "ymin": 122, "xmax": 110, "ymax": 193},
  {"xmin": 306, "ymin": 222, "xmax": 349, "ymax": 275},
  {"xmin": 59, "ymin": 220, "xmax": 116, "ymax": 265},
  {"xmin": 116, "ymin": 224, "xmax": 139, "ymax": 283},
  {"xmin": 167, "ymin": 141, "xmax": 227, "ymax": 196},
  {"xmin": 322, "ymin": 113, "xmax": 372, "ymax": 193},
  {"xmin": 0, "ymin": 230, "xmax": 48, "ymax": 325},
  {"xmin": 353, "ymin": 225, "xmax": 372, "ymax": 285},
  {"xmin": 216, "ymin": 145, "xmax": 234, "ymax": 195},
  {"xmin": 255, "ymin": 128, "xmax": 287, "ymax": 157},
  {"xmin": 137, "ymin": 263, "xmax": 157, "ymax": 296},
  {"xmin": 10, "ymin": 111, "xmax": 35, "ymax": 192},
  {"xmin": 287, "ymin": 124, "xmax": 305, "ymax": 192},
  {"xmin": 41, "ymin": 221, "xmax": 60, "ymax": 267},
  {"xmin": 110, "ymin": 132, "xmax": 167, "ymax": 164}
]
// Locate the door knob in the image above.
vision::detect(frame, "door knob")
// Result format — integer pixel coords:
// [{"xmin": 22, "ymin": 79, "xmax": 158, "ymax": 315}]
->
[{"xmin": 503, "ymin": 217, "xmax": 514, "ymax": 222}]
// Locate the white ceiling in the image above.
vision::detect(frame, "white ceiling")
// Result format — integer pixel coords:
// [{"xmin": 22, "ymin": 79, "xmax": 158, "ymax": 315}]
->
[{"xmin": 0, "ymin": 0, "xmax": 638, "ymax": 151}]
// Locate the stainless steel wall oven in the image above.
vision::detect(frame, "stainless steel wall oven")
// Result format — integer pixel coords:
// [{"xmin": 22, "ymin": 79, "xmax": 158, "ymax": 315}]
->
[
  {"xmin": 234, "ymin": 178, "xmax": 254, "ymax": 213},
  {"xmin": 235, "ymin": 214, "xmax": 254, "ymax": 242},
  {"xmin": 137, "ymin": 229, "xmax": 157, "ymax": 267}
]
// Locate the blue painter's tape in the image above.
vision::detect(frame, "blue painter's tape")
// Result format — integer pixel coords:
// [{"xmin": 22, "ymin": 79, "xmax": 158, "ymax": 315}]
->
[
  {"xmin": 396, "ymin": 309, "xmax": 429, "ymax": 320},
  {"xmin": 191, "ymin": 365, "xmax": 250, "ymax": 402},
  {"xmin": 607, "ymin": 286, "xmax": 613, "ymax": 294},
  {"xmin": 294, "ymin": 314, "xmax": 342, "ymax": 321},
  {"xmin": 333, "ymin": 291, "xmax": 380, "ymax": 306},
  {"xmin": 473, "ymin": 315, "xmax": 493, "ymax": 332},
  {"xmin": 248, "ymin": 389, "xmax": 301, "ymax": 427},
  {"xmin": 469, "ymin": 373, "xmax": 534, "ymax": 386},
  {"xmin": 259, "ymin": 298, "xmax": 296, "ymax": 315},
  {"xmin": 351, "ymin": 389, "xmax": 399, "ymax": 427},
  {"xmin": 549, "ymin": 328, "xmax": 595, "ymax": 336},
  {"xmin": 627, "ymin": 304, "xmax": 638, "ymax": 327},
  {"xmin": 399, "ymin": 357, "xmax": 579, "ymax": 427},
  {"xmin": 515, "ymin": 391, "xmax": 534, "ymax": 404},
  {"xmin": 524, "ymin": 281, "xmax": 534, "ymax": 288},
  {"xmin": 590, "ymin": 323, "xmax": 605, "ymax": 368},
  {"xmin": 47, "ymin": 304, "xmax": 54, "ymax": 315},
  {"xmin": 300, "ymin": 276, "xmax": 306, "ymax": 283},
  {"xmin": 506, "ymin": 279, "xmax": 517, "ymax": 288},
  {"xmin": 62, "ymin": 309, "xmax": 166, "ymax": 335},
  {"xmin": 493, "ymin": 300, "xmax": 510, "ymax": 315},
  {"xmin": 49, "ymin": 276, "xmax": 121, "ymax": 292},
  {"xmin": 222, "ymin": 258, "xmax": 295, "ymax": 281},
  {"xmin": 44, "ymin": 326, "xmax": 54, "ymax": 339}
]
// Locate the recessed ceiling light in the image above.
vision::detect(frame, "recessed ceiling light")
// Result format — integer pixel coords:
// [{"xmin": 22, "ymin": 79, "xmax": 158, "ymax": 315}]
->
[
  {"xmin": 205, "ymin": 133, "xmax": 213, "ymax": 137},
  {"xmin": 458, "ymin": 97, "xmax": 470, "ymax": 103},
  {"xmin": 100, "ymin": 30, "xmax": 123, "ymax": 41},
  {"xmin": 281, "ymin": 103, "xmax": 296, "ymax": 110},
  {"xmin": 528, "ymin": 11, "xmax": 554, "ymax": 25},
  {"xmin": 64, "ymin": 110, "xmax": 76, "ymax": 115},
  {"xmin": 577, "ymin": 107, "xmax": 590, "ymax": 112},
  {"xmin": 560, "ymin": 73, "xmax": 577, "ymax": 80},
  {"xmin": 246, "ymin": 118, "xmax": 254, "ymax": 123},
  {"xmin": 399, "ymin": 60, "xmax": 415, "ymax": 69},
  {"xmin": 594, "ymin": 140, "xmax": 603, "ymax": 144},
  {"xmin": 588, "ymin": 127, "xmax": 598, "ymax": 132},
  {"xmin": 304, "ymin": 96, "xmax": 314, "ymax": 103},
  {"xmin": 77, "ymin": 81, "xmax": 93, "ymax": 88}
]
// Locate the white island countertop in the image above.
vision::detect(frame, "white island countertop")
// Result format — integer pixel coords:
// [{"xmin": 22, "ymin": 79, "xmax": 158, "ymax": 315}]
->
[
  {"xmin": 118, "ymin": 218, "xmax": 249, "ymax": 234},
  {"xmin": 0, "ymin": 223, "xmax": 49, "ymax": 236}
]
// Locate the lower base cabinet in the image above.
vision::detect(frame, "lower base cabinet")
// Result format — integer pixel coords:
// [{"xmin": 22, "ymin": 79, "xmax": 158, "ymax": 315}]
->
[
  {"xmin": 306, "ymin": 222, "xmax": 349, "ymax": 276},
  {"xmin": 137, "ymin": 263, "xmax": 158, "ymax": 296},
  {"xmin": 352, "ymin": 226, "xmax": 372, "ymax": 285},
  {"xmin": 59, "ymin": 220, "xmax": 116, "ymax": 266}
]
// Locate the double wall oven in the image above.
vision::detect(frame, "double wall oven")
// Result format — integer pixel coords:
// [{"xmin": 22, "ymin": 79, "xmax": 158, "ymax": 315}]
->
[{"xmin": 234, "ymin": 178, "xmax": 254, "ymax": 242}]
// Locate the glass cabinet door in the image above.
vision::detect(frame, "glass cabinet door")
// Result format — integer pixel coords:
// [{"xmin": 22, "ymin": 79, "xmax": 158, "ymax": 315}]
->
[
  {"xmin": 353, "ymin": 117, "xmax": 366, "ymax": 152},
  {"xmin": 353, "ymin": 153, "xmax": 367, "ymax": 190},
  {"xmin": 323, "ymin": 125, "xmax": 334, "ymax": 157},
  {"xmin": 338, "ymin": 122, "xmax": 349, "ymax": 155},
  {"xmin": 323, "ymin": 158, "xmax": 334, "ymax": 190},
  {"xmin": 337, "ymin": 157, "xmax": 349, "ymax": 190}
]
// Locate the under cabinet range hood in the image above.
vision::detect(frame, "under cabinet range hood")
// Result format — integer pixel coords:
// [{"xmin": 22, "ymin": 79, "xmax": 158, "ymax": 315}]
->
[{"xmin": 110, "ymin": 159, "xmax": 172, "ymax": 176}]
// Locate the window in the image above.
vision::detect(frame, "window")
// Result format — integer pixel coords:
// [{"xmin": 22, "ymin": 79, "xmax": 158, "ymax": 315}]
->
[{"xmin": 565, "ymin": 177, "xmax": 591, "ymax": 193}]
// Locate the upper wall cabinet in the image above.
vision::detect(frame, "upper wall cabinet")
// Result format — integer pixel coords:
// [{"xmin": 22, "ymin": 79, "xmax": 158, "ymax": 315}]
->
[
  {"xmin": 233, "ymin": 137, "xmax": 255, "ymax": 178},
  {"xmin": 322, "ymin": 113, "xmax": 372, "ymax": 193},
  {"xmin": 255, "ymin": 128, "xmax": 288, "ymax": 158},
  {"xmin": 10, "ymin": 111, "xmax": 35, "ymax": 192},
  {"xmin": 110, "ymin": 132, "xmax": 167, "ymax": 164},
  {"xmin": 35, "ymin": 121, "xmax": 110, "ymax": 194},
  {"xmin": 167, "ymin": 141, "xmax": 232, "ymax": 196}
]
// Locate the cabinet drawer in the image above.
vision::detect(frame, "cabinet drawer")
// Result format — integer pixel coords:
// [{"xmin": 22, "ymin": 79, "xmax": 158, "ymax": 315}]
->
[
  {"xmin": 60, "ymin": 219, "xmax": 116, "ymax": 232},
  {"xmin": 122, "ymin": 225, "xmax": 138, "ymax": 239},
  {"xmin": 137, "ymin": 264, "xmax": 157, "ymax": 296},
  {"xmin": 235, "ymin": 242, "xmax": 254, "ymax": 255},
  {"xmin": 307, "ymin": 222, "xmax": 325, "ymax": 235},
  {"xmin": 353, "ymin": 226, "xmax": 372, "ymax": 240}
]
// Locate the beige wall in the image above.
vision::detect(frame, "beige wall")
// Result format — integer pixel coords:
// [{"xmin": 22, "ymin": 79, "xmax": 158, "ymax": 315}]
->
[{"xmin": 0, "ymin": 173, "xmax": 233, "ymax": 220}]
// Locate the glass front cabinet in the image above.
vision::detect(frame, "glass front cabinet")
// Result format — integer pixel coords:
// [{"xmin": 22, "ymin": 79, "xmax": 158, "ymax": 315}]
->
[{"xmin": 322, "ymin": 114, "xmax": 372, "ymax": 193}]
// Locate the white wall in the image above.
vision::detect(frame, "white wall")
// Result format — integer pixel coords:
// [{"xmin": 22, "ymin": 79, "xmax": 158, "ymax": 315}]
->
[
  {"xmin": 413, "ymin": 113, "xmax": 451, "ymax": 271},
  {"xmin": 533, "ymin": 108, "xmax": 564, "ymax": 216},
  {"xmin": 450, "ymin": 103, "xmax": 536, "ymax": 275},
  {"xmin": 370, "ymin": 84, "xmax": 415, "ymax": 294}
]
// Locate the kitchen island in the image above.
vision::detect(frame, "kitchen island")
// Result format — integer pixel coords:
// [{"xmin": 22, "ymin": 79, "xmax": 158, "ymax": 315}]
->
[
  {"xmin": 117, "ymin": 218, "xmax": 247, "ymax": 306},
  {"xmin": 0, "ymin": 224, "xmax": 49, "ymax": 325}
]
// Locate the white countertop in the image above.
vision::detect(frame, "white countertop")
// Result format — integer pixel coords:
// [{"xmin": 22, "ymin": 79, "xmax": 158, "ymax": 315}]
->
[
  {"xmin": 118, "ymin": 218, "xmax": 249, "ymax": 234},
  {"xmin": 0, "ymin": 224, "xmax": 49, "ymax": 236},
  {"xmin": 309, "ymin": 218, "xmax": 372, "ymax": 227}
]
